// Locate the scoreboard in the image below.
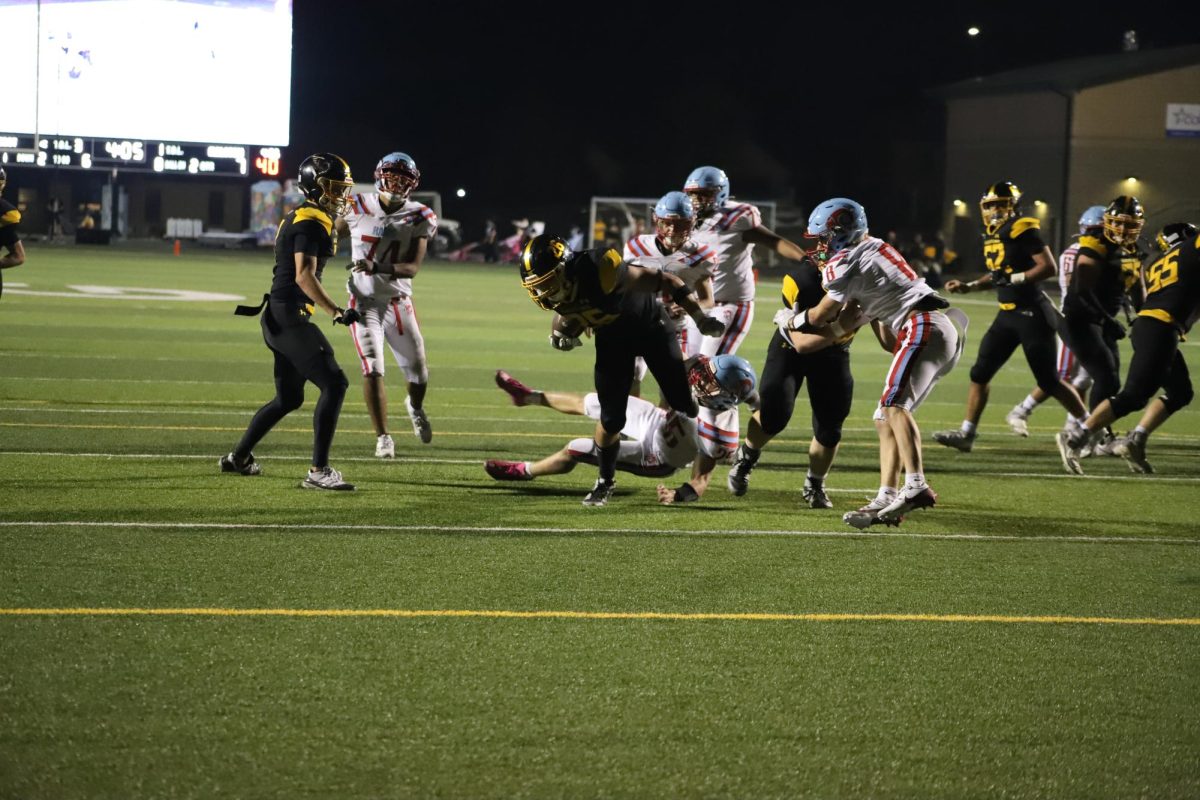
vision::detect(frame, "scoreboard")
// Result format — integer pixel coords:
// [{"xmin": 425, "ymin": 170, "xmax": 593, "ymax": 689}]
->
[{"xmin": 0, "ymin": 134, "xmax": 282, "ymax": 178}]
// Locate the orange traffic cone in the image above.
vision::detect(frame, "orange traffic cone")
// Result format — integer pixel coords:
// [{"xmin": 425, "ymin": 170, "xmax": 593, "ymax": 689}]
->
[{"xmin": 173, "ymin": 239, "xmax": 181, "ymax": 256}]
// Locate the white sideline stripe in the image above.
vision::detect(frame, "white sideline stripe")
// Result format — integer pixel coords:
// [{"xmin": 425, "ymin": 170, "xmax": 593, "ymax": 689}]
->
[
  {"xmin": 2, "ymin": 449, "xmax": 1197, "ymax": 483},
  {"xmin": 0, "ymin": 520, "xmax": 1195, "ymax": 547}
]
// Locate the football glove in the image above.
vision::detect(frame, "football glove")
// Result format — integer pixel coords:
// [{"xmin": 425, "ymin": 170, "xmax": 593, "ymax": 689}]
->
[
  {"xmin": 990, "ymin": 269, "xmax": 1012, "ymax": 288},
  {"xmin": 549, "ymin": 331, "xmax": 582, "ymax": 351},
  {"xmin": 697, "ymin": 316, "xmax": 726, "ymax": 337},
  {"xmin": 1101, "ymin": 315, "xmax": 1126, "ymax": 341},
  {"xmin": 333, "ymin": 307, "xmax": 362, "ymax": 326},
  {"xmin": 772, "ymin": 308, "xmax": 801, "ymax": 330}
]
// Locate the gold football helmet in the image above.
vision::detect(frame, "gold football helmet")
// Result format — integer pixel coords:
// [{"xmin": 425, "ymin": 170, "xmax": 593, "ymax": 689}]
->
[
  {"xmin": 519, "ymin": 235, "xmax": 574, "ymax": 310},
  {"xmin": 297, "ymin": 153, "xmax": 354, "ymax": 216}
]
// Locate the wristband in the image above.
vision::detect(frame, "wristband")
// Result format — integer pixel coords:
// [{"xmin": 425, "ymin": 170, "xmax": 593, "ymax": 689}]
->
[
  {"xmin": 670, "ymin": 283, "xmax": 694, "ymax": 306},
  {"xmin": 673, "ymin": 483, "xmax": 700, "ymax": 503},
  {"xmin": 1011, "ymin": 272, "xmax": 1027, "ymax": 285}
]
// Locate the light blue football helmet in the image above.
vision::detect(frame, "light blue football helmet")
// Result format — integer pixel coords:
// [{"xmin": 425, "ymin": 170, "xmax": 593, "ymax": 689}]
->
[
  {"xmin": 1077, "ymin": 205, "xmax": 1106, "ymax": 234},
  {"xmin": 684, "ymin": 166, "xmax": 730, "ymax": 216},
  {"xmin": 653, "ymin": 191, "xmax": 695, "ymax": 249},
  {"xmin": 806, "ymin": 198, "xmax": 869, "ymax": 261},
  {"xmin": 375, "ymin": 151, "xmax": 420, "ymax": 200},
  {"xmin": 689, "ymin": 354, "xmax": 757, "ymax": 411}
]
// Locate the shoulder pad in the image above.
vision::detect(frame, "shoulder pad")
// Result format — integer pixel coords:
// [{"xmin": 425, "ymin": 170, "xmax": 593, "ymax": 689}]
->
[
  {"xmin": 1078, "ymin": 234, "xmax": 1106, "ymax": 255},
  {"xmin": 293, "ymin": 206, "xmax": 333, "ymax": 234},
  {"xmin": 1009, "ymin": 217, "xmax": 1041, "ymax": 238},
  {"xmin": 781, "ymin": 274, "xmax": 800, "ymax": 307},
  {"xmin": 597, "ymin": 248, "xmax": 623, "ymax": 293},
  {"xmin": 0, "ymin": 208, "xmax": 20, "ymax": 227}
]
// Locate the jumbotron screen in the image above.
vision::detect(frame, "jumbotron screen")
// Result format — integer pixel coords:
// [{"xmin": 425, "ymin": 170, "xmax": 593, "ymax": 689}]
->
[{"xmin": 0, "ymin": 0, "xmax": 291, "ymax": 176}]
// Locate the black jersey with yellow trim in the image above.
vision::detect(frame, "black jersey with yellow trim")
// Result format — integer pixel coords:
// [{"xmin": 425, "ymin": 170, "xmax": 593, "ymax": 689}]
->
[
  {"xmin": 550, "ymin": 247, "xmax": 656, "ymax": 331},
  {"xmin": 0, "ymin": 198, "xmax": 21, "ymax": 250},
  {"xmin": 1074, "ymin": 233, "xmax": 1142, "ymax": 317},
  {"xmin": 1140, "ymin": 232, "xmax": 1200, "ymax": 334},
  {"xmin": 981, "ymin": 216, "xmax": 1045, "ymax": 308},
  {"xmin": 781, "ymin": 258, "xmax": 853, "ymax": 350},
  {"xmin": 269, "ymin": 202, "xmax": 336, "ymax": 312}
]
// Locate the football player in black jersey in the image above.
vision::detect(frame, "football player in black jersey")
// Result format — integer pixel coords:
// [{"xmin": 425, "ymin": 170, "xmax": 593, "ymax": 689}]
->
[
  {"xmin": 933, "ymin": 181, "xmax": 1089, "ymax": 452},
  {"xmin": 220, "ymin": 153, "xmax": 363, "ymax": 490},
  {"xmin": 519, "ymin": 234, "xmax": 726, "ymax": 506},
  {"xmin": 1060, "ymin": 222, "xmax": 1198, "ymax": 474},
  {"xmin": 0, "ymin": 168, "xmax": 27, "ymax": 299},
  {"xmin": 725, "ymin": 256, "xmax": 869, "ymax": 508}
]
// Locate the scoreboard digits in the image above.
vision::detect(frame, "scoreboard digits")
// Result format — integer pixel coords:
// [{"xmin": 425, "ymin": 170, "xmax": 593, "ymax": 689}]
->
[{"xmin": 0, "ymin": 134, "xmax": 284, "ymax": 178}]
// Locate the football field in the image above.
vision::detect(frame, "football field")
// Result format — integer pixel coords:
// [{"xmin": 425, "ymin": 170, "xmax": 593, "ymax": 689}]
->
[{"xmin": 1, "ymin": 244, "xmax": 1198, "ymax": 798}]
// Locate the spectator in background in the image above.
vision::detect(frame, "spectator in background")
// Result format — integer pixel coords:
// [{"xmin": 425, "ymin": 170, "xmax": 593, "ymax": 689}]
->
[
  {"xmin": 567, "ymin": 225, "xmax": 585, "ymax": 252},
  {"xmin": 480, "ymin": 219, "xmax": 499, "ymax": 262},
  {"xmin": 46, "ymin": 197, "xmax": 65, "ymax": 240},
  {"xmin": 0, "ymin": 167, "xmax": 26, "ymax": 299}
]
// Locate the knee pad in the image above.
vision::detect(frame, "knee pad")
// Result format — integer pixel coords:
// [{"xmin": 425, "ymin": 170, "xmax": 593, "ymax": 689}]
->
[
  {"xmin": 1162, "ymin": 384, "xmax": 1194, "ymax": 414},
  {"xmin": 968, "ymin": 363, "xmax": 992, "ymax": 386},
  {"xmin": 813, "ymin": 422, "xmax": 843, "ymax": 449},
  {"xmin": 403, "ymin": 365, "xmax": 429, "ymax": 384},
  {"xmin": 600, "ymin": 411, "xmax": 626, "ymax": 435}
]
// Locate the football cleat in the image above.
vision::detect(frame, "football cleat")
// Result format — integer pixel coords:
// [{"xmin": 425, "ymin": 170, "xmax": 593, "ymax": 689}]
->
[
  {"xmin": 1088, "ymin": 431, "xmax": 1120, "ymax": 458},
  {"xmin": 484, "ymin": 460, "xmax": 533, "ymax": 481},
  {"xmin": 1005, "ymin": 409, "xmax": 1030, "ymax": 437},
  {"xmin": 495, "ymin": 370, "xmax": 536, "ymax": 406},
  {"xmin": 301, "ymin": 466, "xmax": 355, "ymax": 491},
  {"xmin": 932, "ymin": 429, "xmax": 975, "ymax": 453},
  {"xmin": 1113, "ymin": 433, "xmax": 1154, "ymax": 474},
  {"xmin": 582, "ymin": 478, "xmax": 615, "ymax": 508},
  {"xmin": 1055, "ymin": 430, "xmax": 1085, "ymax": 476},
  {"xmin": 406, "ymin": 397, "xmax": 432, "ymax": 444},
  {"xmin": 877, "ymin": 486, "xmax": 937, "ymax": 523},
  {"xmin": 375, "ymin": 434, "xmax": 395, "ymax": 459},
  {"xmin": 726, "ymin": 443, "xmax": 760, "ymax": 496},
  {"xmin": 219, "ymin": 451, "xmax": 261, "ymax": 476},
  {"xmin": 842, "ymin": 494, "xmax": 902, "ymax": 529},
  {"xmin": 802, "ymin": 482, "xmax": 833, "ymax": 509}
]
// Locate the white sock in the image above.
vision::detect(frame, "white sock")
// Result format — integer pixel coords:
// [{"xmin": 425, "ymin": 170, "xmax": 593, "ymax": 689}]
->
[
  {"xmin": 960, "ymin": 421, "xmax": 977, "ymax": 436},
  {"xmin": 1133, "ymin": 426, "xmax": 1148, "ymax": 437},
  {"xmin": 905, "ymin": 472, "xmax": 927, "ymax": 490},
  {"xmin": 1018, "ymin": 394, "xmax": 1037, "ymax": 413},
  {"xmin": 876, "ymin": 486, "xmax": 897, "ymax": 503}
]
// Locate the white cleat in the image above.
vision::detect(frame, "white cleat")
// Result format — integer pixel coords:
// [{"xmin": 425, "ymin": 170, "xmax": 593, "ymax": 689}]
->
[
  {"xmin": 301, "ymin": 466, "xmax": 355, "ymax": 491},
  {"xmin": 1005, "ymin": 409, "xmax": 1030, "ymax": 437},
  {"xmin": 375, "ymin": 434, "xmax": 395, "ymax": 459},
  {"xmin": 1055, "ymin": 431, "xmax": 1084, "ymax": 476},
  {"xmin": 406, "ymin": 397, "xmax": 433, "ymax": 444}
]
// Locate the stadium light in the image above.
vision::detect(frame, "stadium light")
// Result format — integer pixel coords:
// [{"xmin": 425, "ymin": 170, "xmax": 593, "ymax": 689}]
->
[
  {"xmin": 456, "ymin": 188, "xmax": 467, "ymax": 198},
  {"xmin": 967, "ymin": 26, "xmax": 980, "ymax": 37},
  {"xmin": 1124, "ymin": 176, "xmax": 1139, "ymax": 184}
]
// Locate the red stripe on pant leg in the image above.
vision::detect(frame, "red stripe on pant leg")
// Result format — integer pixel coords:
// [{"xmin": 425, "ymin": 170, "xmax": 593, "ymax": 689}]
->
[
  {"xmin": 392, "ymin": 299, "xmax": 404, "ymax": 336},
  {"xmin": 717, "ymin": 302, "xmax": 749, "ymax": 354},
  {"xmin": 349, "ymin": 296, "xmax": 370, "ymax": 376},
  {"xmin": 880, "ymin": 313, "xmax": 930, "ymax": 406}
]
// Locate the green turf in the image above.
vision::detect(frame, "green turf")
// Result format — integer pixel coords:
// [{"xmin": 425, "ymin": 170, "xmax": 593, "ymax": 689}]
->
[{"xmin": 1, "ymin": 243, "xmax": 1197, "ymax": 798}]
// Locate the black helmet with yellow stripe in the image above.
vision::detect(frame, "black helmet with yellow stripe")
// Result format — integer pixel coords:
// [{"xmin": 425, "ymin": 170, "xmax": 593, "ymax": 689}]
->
[
  {"xmin": 519, "ymin": 235, "xmax": 574, "ymax": 311},
  {"xmin": 980, "ymin": 181, "xmax": 1022, "ymax": 234},
  {"xmin": 1102, "ymin": 196, "xmax": 1145, "ymax": 249},
  {"xmin": 297, "ymin": 153, "xmax": 354, "ymax": 217}
]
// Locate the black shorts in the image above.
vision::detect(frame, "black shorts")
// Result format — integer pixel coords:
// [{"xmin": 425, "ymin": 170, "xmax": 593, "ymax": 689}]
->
[
  {"xmin": 758, "ymin": 331, "xmax": 853, "ymax": 446},
  {"xmin": 1062, "ymin": 314, "xmax": 1121, "ymax": 410},
  {"xmin": 1111, "ymin": 316, "xmax": 1193, "ymax": 418},
  {"xmin": 262, "ymin": 302, "xmax": 345, "ymax": 390},
  {"xmin": 593, "ymin": 315, "xmax": 695, "ymax": 434},
  {"xmin": 968, "ymin": 307, "xmax": 1059, "ymax": 390}
]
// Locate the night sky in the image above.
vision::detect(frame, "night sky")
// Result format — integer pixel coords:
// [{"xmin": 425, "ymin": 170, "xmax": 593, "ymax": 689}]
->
[{"xmin": 288, "ymin": 2, "xmax": 1199, "ymax": 239}]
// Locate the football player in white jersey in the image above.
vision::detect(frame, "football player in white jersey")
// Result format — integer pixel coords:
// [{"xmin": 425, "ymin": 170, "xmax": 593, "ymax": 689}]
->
[
  {"xmin": 485, "ymin": 356, "xmax": 756, "ymax": 505},
  {"xmin": 625, "ymin": 191, "xmax": 717, "ymax": 385},
  {"xmin": 776, "ymin": 199, "xmax": 967, "ymax": 528},
  {"xmin": 337, "ymin": 152, "xmax": 437, "ymax": 458},
  {"xmin": 1004, "ymin": 205, "xmax": 1103, "ymax": 436}
]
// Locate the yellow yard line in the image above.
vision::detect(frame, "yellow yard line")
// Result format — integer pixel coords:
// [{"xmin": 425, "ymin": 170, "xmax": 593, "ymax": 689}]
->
[{"xmin": 1, "ymin": 607, "xmax": 1197, "ymax": 626}]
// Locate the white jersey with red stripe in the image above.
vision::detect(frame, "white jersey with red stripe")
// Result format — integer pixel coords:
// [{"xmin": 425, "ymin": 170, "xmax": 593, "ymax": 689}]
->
[
  {"xmin": 1057, "ymin": 242, "xmax": 1080, "ymax": 307},
  {"xmin": 622, "ymin": 235, "xmax": 716, "ymax": 289},
  {"xmin": 578, "ymin": 394, "xmax": 698, "ymax": 471},
  {"xmin": 820, "ymin": 236, "xmax": 936, "ymax": 333},
  {"xmin": 343, "ymin": 193, "xmax": 438, "ymax": 299},
  {"xmin": 696, "ymin": 405, "xmax": 740, "ymax": 461},
  {"xmin": 690, "ymin": 200, "xmax": 762, "ymax": 302}
]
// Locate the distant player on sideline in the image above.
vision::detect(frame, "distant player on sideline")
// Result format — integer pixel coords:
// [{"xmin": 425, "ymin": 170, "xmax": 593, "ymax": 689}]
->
[
  {"xmin": 337, "ymin": 152, "xmax": 437, "ymax": 458},
  {"xmin": 485, "ymin": 355, "xmax": 757, "ymax": 506},
  {"xmin": 221, "ymin": 153, "xmax": 360, "ymax": 490},
  {"xmin": 0, "ymin": 168, "xmax": 26, "ymax": 299},
  {"xmin": 1004, "ymin": 205, "xmax": 1105, "ymax": 436},
  {"xmin": 776, "ymin": 198, "xmax": 966, "ymax": 528}
]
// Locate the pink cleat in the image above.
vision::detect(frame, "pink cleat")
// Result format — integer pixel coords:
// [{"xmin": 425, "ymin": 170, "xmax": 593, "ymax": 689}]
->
[
  {"xmin": 495, "ymin": 370, "xmax": 536, "ymax": 406},
  {"xmin": 485, "ymin": 459, "xmax": 533, "ymax": 481}
]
